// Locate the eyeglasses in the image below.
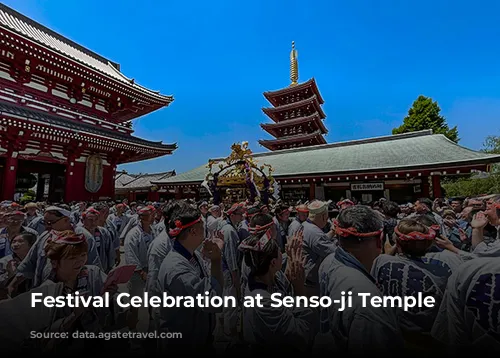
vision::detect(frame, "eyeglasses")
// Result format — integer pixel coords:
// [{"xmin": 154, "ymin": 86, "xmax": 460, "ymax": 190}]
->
[{"xmin": 44, "ymin": 216, "xmax": 65, "ymax": 226}]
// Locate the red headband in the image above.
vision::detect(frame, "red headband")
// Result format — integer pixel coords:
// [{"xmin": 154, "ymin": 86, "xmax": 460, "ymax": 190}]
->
[
  {"xmin": 239, "ymin": 229, "xmax": 272, "ymax": 252},
  {"xmin": 338, "ymin": 200, "xmax": 354, "ymax": 207},
  {"xmin": 9, "ymin": 210, "xmax": 25, "ymax": 216},
  {"xmin": 296, "ymin": 207, "xmax": 309, "ymax": 213},
  {"xmin": 333, "ymin": 219, "xmax": 383, "ymax": 239},
  {"xmin": 138, "ymin": 205, "xmax": 155, "ymax": 214},
  {"xmin": 49, "ymin": 231, "xmax": 86, "ymax": 245},
  {"xmin": 169, "ymin": 216, "xmax": 202, "ymax": 237},
  {"xmin": 82, "ymin": 207, "xmax": 100, "ymax": 218},
  {"xmin": 394, "ymin": 226, "xmax": 436, "ymax": 241},
  {"xmin": 227, "ymin": 203, "xmax": 245, "ymax": 215},
  {"xmin": 248, "ymin": 221, "xmax": 274, "ymax": 234}
]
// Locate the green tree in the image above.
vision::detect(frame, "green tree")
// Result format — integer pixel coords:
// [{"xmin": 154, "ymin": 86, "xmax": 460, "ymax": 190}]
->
[
  {"xmin": 482, "ymin": 135, "xmax": 500, "ymax": 154},
  {"xmin": 393, "ymin": 95, "xmax": 459, "ymax": 143}
]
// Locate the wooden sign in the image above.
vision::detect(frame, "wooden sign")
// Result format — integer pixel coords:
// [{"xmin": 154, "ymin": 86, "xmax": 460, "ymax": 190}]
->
[
  {"xmin": 85, "ymin": 154, "xmax": 103, "ymax": 193},
  {"xmin": 350, "ymin": 183, "xmax": 384, "ymax": 191}
]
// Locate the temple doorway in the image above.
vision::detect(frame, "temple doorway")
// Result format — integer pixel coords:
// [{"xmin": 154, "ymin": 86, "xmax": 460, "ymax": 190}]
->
[{"xmin": 16, "ymin": 160, "xmax": 65, "ymax": 203}]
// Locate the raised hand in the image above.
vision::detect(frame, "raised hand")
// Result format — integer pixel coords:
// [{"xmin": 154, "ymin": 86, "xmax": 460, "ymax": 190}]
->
[
  {"xmin": 203, "ymin": 240, "xmax": 222, "ymax": 261},
  {"xmin": 471, "ymin": 211, "xmax": 488, "ymax": 229},
  {"xmin": 209, "ymin": 230, "xmax": 224, "ymax": 250},
  {"xmin": 435, "ymin": 235, "xmax": 458, "ymax": 253},
  {"xmin": 458, "ymin": 228, "xmax": 468, "ymax": 242}
]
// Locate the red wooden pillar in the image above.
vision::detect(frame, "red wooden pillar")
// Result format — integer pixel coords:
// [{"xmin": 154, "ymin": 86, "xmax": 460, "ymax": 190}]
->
[
  {"xmin": 431, "ymin": 175, "xmax": 442, "ymax": 198},
  {"xmin": 2, "ymin": 151, "xmax": 18, "ymax": 201},
  {"xmin": 148, "ymin": 191, "xmax": 159, "ymax": 202},
  {"xmin": 309, "ymin": 182, "xmax": 316, "ymax": 201},
  {"xmin": 64, "ymin": 154, "xmax": 76, "ymax": 202}
]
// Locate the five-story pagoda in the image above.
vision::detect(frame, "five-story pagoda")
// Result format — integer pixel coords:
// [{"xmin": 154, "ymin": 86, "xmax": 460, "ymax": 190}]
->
[{"xmin": 259, "ymin": 42, "xmax": 327, "ymax": 151}]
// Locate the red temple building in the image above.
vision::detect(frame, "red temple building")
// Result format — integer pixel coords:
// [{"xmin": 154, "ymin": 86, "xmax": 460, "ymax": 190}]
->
[
  {"xmin": 259, "ymin": 42, "xmax": 327, "ymax": 151},
  {"xmin": 0, "ymin": 4, "xmax": 176, "ymax": 202}
]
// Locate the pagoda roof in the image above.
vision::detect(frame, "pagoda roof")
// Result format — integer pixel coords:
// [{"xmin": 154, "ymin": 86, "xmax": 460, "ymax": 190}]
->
[
  {"xmin": 259, "ymin": 130, "xmax": 326, "ymax": 150},
  {"xmin": 261, "ymin": 113, "xmax": 328, "ymax": 136},
  {"xmin": 115, "ymin": 170, "xmax": 176, "ymax": 190},
  {"xmin": 262, "ymin": 95, "xmax": 326, "ymax": 122},
  {"xmin": 0, "ymin": 100, "xmax": 177, "ymax": 152},
  {"xmin": 153, "ymin": 130, "xmax": 500, "ymax": 185},
  {"xmin": 263, "ymin": 78, "xmax": 325, "ymax": 107},
  {"xmin": 0, "ymin": 3, "xmax": 172, "ymax": 103}
]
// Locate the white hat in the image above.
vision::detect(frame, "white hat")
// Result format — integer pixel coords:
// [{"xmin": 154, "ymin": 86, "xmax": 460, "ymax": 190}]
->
[
  {"xmin": 307, "ymin": 200, "xmax": 329, "ymax": 215},
  {"xmin": 45, "ymin": 206, "xmax": 71, "ymax": 218}
]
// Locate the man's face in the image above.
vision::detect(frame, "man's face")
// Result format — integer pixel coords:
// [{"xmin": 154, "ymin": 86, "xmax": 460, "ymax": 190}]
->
[
  {"xmin": 211, "ymin": 209, "xmax": 221, "ymax": 218},
  {"xmin": 200, "ymin": 205, "xmax": 208, "ymax": 215},
  {"xmin": 415, "ymin": 201, "xmax": 427, "ymax": 213},
  {"xmin": 7, "ymin": 214, "xmax": 24, "ymax": 229},
  {"xmin": 83, "ymin": 213, "xmax": 99, "ymax": 230},
  {"xmin": 279, "ymin": 211, "xmax": 290, "ymax": 222},
  {"xmin": 297, "ymin": 212, "xmax": 308, "ymax": 222},
  {"xmin": 27, "ymin": 207, "xmax": 37, "ymax": 216},
  {"xmin": 140, "ymin": 211, "xmax": 155, "ymax": 225},
  {"xmin": 43, "ymin": 212, "xmax": 68, "ymax": 231},
  {"xmin": 451, "ymin": 201, "xmax": 462, "ymax": 213},
  {"xmin": 231, "ymin": 211, "xmax": 244, "ymax": 225}
]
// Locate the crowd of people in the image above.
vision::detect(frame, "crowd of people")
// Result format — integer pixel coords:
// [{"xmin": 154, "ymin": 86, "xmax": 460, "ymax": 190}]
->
[{"xmin": 0, "ymin": 194, "xmax": 498, "ymax": 354}]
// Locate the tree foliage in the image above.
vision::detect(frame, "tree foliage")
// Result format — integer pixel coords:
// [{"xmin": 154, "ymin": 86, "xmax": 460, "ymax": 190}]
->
[
  {"xmin": 392, "ymin": 95, "xmax": 459, "ymax": 143},
  {"xmin": 481, "ymin": 135, "xmax": 500, "ymax": 154},
  {"xmin": 442, "ymin": 135, "xmax": 500, "ymax": 196},
  {"xmin": 442, "ymin": 173, "xmax": 500, "ymax": 197}
]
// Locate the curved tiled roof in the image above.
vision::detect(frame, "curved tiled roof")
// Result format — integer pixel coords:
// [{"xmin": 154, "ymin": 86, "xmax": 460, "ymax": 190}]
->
[
  {"xmin": 263, "ymin": 78, "xmax": 325, "ymax": 105},
  {"xmin": 115, "ymin": 171, "xmax": 176, "ymax": 190},
  {"xmin": 0, "ymin": 101, "xmax": 177, "ymax": 151},
  {"xmin": 154, "ymin": 131, "xmax": 500, "ymax": 184},
  {"xmin": 0, "ymin": 3, "xmax": 172, "ymax": 102},
  {"xmin": 261, "ymin": 113, "xmax": 328, "ymax": 135}
]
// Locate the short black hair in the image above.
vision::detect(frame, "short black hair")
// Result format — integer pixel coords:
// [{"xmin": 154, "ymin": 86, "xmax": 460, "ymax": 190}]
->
[
  {"xmin": 382, "ymin": 201, "xmax": 400, "ymax": 218},
  {"xmin": 418, "ymin": 198, "xmax": 433, "ymax": 211},
  {"xmin": 169, "ymin": 204, "xmax": 201, "ymax": 239},
  {"xmin": 163, "ymin": 200, "xmax": 190, "ymax": 227},
  {"xmin": 17, "ymin": 232, "xmax": 37, "ymax": 246}
]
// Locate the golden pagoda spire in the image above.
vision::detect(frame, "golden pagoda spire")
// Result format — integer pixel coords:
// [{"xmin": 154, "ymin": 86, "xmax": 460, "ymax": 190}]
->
[{"xmin": 290, "ymin": 41, "xmax": 298, "ymax": 86}]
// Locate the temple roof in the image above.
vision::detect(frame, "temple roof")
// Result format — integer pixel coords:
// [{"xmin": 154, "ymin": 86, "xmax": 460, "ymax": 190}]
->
[
  {"xmin": 153, "ymin": 130, "xmax": 500, "ymax": 184},
  {"xmin": 261, "ymin": 113, "xmax": 328, "ymax": 136},
  {"xmin": 0, "ymin": 100, "xmax": 177, "ymax": 151},
  {"xmin": 263, "ymin": 78, "xmax": 325, "ymax": 106},
  {"xmin": 262, "ymin": 95, "xmax": 326, "ymax": 121},
  {"xmin": 0, "ymin": 3, "xmax": 172, "ymax": 103},
  {"xmin": 115, "ymin": 170, "xmax": 176, "ymax": 190},
  {"xmin": 259, "ymin": 130, "xmax": 326, "ymax": 150}
]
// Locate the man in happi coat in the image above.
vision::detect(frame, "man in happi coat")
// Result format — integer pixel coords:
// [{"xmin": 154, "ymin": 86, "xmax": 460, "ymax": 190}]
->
[
  {"xmin": 288, "ymin": 204, "xmax": 309, "ymax": 238},
  {"xmin": 431, "ymin": 257, "xmax": 500, "ymax": 352},
  {"xmin": 206, "ymin": 204, "xmax": 223, "ymax": 239},
  {"xmin": 75, "ymin": 207, "xmax": 115, "ymax": 273},
  {"xmin": 318, "ymin": 205, "xmax": 403, "ymax": 355},
  {"xmin": 371, "ymin": 218, "xmax": 463, "ymax": 345},
  {"xmin": 301, "ymin": 200, "xmax": 337, "ymax": 297},
  {"xmin": 470, "ymin": 197, "xmax": 500, "ymax": 257},
  {"xmin": 124, "ymin": 205, "xmax": 156, "ymax": 331},
  {"xmin": 219, "ymin": 203, "xmax": 245, "ymax": 339},
  {"xmin": 108, "ymin": 203, "xmax": 130, "ymax": 239}
]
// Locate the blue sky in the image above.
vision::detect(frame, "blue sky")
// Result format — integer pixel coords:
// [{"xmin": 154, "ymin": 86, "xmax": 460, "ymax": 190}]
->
[{"xmin": 5, "ymin": 0, "xmax": 500, "ymax": 174}]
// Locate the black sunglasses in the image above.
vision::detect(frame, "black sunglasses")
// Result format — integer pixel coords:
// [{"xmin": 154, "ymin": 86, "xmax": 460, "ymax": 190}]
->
[{"xmin": 43, "ymin": 216, "xmax": 65, "ymax": 226}]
